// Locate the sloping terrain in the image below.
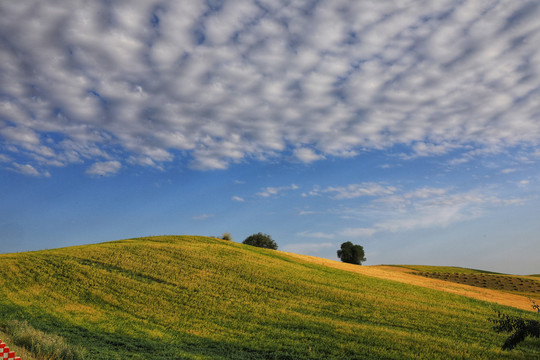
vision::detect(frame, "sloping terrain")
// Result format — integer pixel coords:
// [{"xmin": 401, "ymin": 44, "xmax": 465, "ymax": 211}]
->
[
  {"xmin": 0, "ymin": 236, "xmax": 538, "ymax": 359},
  {"xmin": 285, "ymin": 254, "xmax": 540, "ymax": 312}
]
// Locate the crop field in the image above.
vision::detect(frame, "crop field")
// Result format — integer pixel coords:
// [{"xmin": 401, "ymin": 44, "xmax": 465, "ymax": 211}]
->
[
  {"xmin": 284, "ymin": 254, "xmax": 540, "ymax": 312},
  {"xmin": 0, "ymin": 235, "xmax": 538, "ymax": 359},
  {"xmin": 376, "ymin": 265, "xmax": 540, "ymax": 298},
  {"xmin": 414, "ymin": 272, "xmax": 540, "ymax": 294}
]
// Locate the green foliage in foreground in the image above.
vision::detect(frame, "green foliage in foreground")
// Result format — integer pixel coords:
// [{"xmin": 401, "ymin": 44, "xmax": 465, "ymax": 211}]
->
[
  {"xmin": 0, "ymin": 236, "xmax": 538, "ymax": 359},
  {"xmin": 491, "ymin": 302, "xmax": 540, "ymax": 350},
  {"xmin": 1, "ymin": 319, "xmax": 86, "ymax": 360}
]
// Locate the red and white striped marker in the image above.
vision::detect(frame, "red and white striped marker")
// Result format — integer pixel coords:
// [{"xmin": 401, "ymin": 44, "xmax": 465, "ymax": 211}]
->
[{"xmin": 0, "ymin": 341, "xmax": 21, "ymax": 360}]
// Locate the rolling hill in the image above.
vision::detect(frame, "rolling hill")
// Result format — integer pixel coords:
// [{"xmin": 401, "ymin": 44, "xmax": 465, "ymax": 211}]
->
[{"xmin": 0, "ymin": 235, "xmax": 538, "ymax": 359}]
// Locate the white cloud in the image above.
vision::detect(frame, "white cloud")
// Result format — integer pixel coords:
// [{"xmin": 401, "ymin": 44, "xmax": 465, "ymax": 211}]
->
[
  {"xmin": 85, "ymin": 161, "xmax": 122, "ymax": 176},
  {"xmin": 282, "ymin": 242, "xmax": 335, "ymax": 255},
  {"xmin": 376, "ymin": 187, "xmax": 450, "ymax": 208},
  {"xmin": 2, "ymin": 1, "xmax": 540, "ymax": 172},
  {"xmin": 192, "ymin": 214, "xmax": 214, "ymax": 220},
  {"xmin": 296, "ymin": 231, "xmax": 335, "ymax": 240},
  {"xmin": 339, "ymin": 227, "xmax": 377, "ymax": 238},
  {"xmin": 406, "ymin": 142, "xmax": 461, "ymax": 158},
  {"xmin": 338, "ymin": 186, "xmax": 527, "ymax": 237},
  {"xmin": 257, "ymin": 184, "xmax": 299, "ymax": 198},
  {"xmin": 373, "ymin": 205, "xmax": 468, "ymax": 233},
  {"xmin": 448, "ymin": 157, "xmax": 471, "ymax": 166},
  {"xmin": 298, "ymin": 210, "xmax": 319, "ymax": 215},
  {"xmin": 11, "ymin": 163, "xmax": 50, "ymax": 177},
  {"xmin": 305, "ymin": 183, "xmax": 397, "ymax": 199},
  {"xmin": 293, "ymin": 148, "xmax": 324, "ymax": 163},
  {"xmin": 232, "ymin": 196, "xmax": 244, "ymax": 202},
  {"xmin": 1, "ymin": 126, "xmax": 40, "ymax": 145}
]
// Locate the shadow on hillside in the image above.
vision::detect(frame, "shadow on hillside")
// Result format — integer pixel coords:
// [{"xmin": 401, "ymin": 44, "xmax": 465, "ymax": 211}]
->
[{"xmin": 0, "ymin": 302, "xmax": 305, "ymax": 360}]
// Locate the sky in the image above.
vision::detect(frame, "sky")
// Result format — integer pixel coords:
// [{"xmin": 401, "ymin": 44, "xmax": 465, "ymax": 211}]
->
[{"xmin": 1, "ymin": 0, "xmax": 539, "ymax": 275}]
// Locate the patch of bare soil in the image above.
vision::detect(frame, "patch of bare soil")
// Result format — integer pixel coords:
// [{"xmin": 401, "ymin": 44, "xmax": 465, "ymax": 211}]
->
[{"xmin": 283, "ymin": 252, "xmax": 540, "ymax": 312}]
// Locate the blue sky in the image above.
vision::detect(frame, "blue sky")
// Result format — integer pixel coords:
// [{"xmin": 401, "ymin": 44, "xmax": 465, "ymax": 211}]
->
[{"xmin": 1, "ymin": 0, "xmax": 539, "ymax": 274}]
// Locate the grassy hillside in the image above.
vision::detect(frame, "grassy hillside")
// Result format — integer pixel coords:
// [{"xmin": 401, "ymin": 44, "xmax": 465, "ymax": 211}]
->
[{"xmin": 0, "ymin": 235, "xmax": 538, "ymax": 359}]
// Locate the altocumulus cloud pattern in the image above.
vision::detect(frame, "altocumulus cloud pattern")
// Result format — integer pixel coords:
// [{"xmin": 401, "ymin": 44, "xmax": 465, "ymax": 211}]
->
[{"xmin": 2, "ymin": 0, "xmax": 540, "ymax": 176}]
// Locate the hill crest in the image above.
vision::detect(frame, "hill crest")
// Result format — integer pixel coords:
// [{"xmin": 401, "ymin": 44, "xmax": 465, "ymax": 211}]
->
[{"xmin": 0, "ymin": 235, "xmax": 538, "ymax": 359}]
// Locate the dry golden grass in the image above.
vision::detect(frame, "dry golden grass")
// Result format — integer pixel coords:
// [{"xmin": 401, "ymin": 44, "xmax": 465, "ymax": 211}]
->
[{"xmin": 284, "ymin": 252, "xmax": 540, "ymax": 312}]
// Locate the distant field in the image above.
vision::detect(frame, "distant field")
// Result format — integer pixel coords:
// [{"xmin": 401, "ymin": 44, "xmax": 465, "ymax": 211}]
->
[
  {"xmin": 415, "ymin": 271, "xmax": 540, "ymax": 294},
  {"xmin": 375, "ymin": 265, "xmax": 540, "ymax": 296},
  {"xmin": 286, "ymin": 255, "xmax": 540, "ymax": 312},
  {"xmin": 390, "ymin": 264, "xmax": 503, "ymax": 274},
  {"xmin": 0, "ymin": 236, "xmax": 539, "ymax": 359}
]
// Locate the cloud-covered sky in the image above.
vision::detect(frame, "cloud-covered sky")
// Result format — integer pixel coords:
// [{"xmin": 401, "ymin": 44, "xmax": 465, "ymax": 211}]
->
[{"xmin": 1, "ymin": 0, "xmax": 539, "ymax": 274}]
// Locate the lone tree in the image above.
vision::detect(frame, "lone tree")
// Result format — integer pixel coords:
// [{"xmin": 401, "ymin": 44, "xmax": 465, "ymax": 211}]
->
[
  {"xmin": 243, "ymin": 232, "xmax": 278, "ymax": 250},
  {"xmin": 337, "ymin": 241, "xmax": 366, "ymax": 265}
]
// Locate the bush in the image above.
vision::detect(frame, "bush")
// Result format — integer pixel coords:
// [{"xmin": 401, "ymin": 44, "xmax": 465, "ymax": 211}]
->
[
  {"xmin": 221, "ymin": 232, "xmax": 232, "ymax": 241},
  {"xmin": 491, "ymin": 300, "xmax": 540, "ymax": 350},
  {"xmin": 242, "ymin": 232, "xmax": 278, "ymax": 250}
]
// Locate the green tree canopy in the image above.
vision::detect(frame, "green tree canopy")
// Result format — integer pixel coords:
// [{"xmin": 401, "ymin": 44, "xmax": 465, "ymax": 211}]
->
[
  {"xmin": 242, "ymin": 232, "xmax": 278, "ymax": 250},
  {"xmin": 337, "ymin": 241, "xmax": 366, "ymax": 265}
]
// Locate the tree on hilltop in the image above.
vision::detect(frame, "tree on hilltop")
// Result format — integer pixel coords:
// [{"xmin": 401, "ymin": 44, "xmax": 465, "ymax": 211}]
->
[
  {"xmin": 242, "ymin": 232, "xmax": 278, "ymax": 250},
  {"xmin": 337, "ymin": 241, "xmax": 366, "ymax": 265}
]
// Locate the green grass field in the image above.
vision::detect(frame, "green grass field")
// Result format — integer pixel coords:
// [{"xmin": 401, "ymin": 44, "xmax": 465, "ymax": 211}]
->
[{"xmin": 0, "ymin": 235, "xmax": 538, "ymax": 359}]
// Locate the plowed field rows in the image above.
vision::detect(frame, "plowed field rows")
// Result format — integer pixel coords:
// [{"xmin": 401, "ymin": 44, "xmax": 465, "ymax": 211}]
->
[{"xmin": 416, "ymin": 272, "xmax": 540, "ymax": 293}]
